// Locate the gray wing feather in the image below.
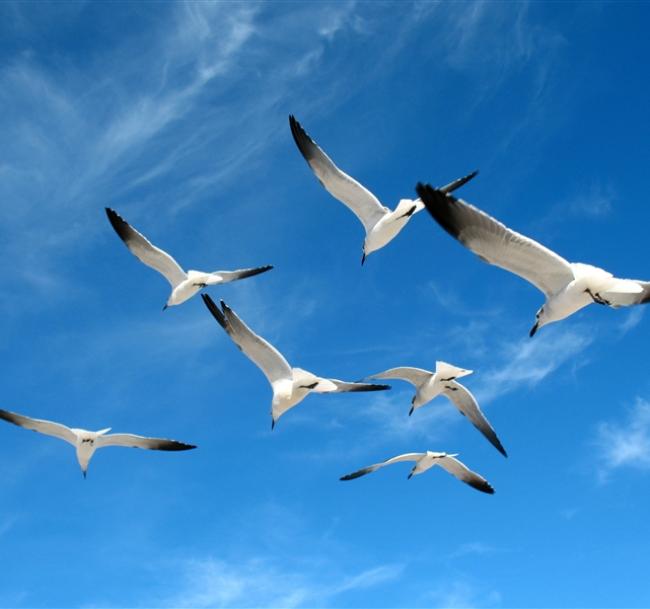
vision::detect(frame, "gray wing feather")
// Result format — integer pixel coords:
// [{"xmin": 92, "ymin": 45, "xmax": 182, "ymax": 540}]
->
[
  {"xmin": 212, "ymin": 265, "xmax": 273, "ymax": 284},
  {"xmin": 366, "ymin": 366, "xmax": 432, "ymax": 387},
  {"xmin": 443, "ymin": 381, "xmax": 507, "ymax": 457},
  {"xmin": 0, "ymin": 409, "xmax": 77, "ymax": 446},
  {"xmin": 202, "ymin": 295, "xmax": 292, "ymax": 386},
  {"xmin": 417, "ymin": 184, "xmax": 574, "ymax": 297},
  {"xmin": 327, "ymin": 379, "xmax": 391, "ymax": 393},
  {"xmin": 340, "ymin": 453, "xmax": 424, "ymax": 481},
  {"xmin": 105, "ymin": 208, "xmax": 186, "ymax": 288},
  {"xmin": 437, "ymin": 455, "xmax": 495, "ymax": 494},
  {"xmin": 95, "ymin": 433, "xmax": 196, "ymax": 451},
  {"xmin": 289, "ymin": 115, "xmax": 388, "ymax": 233}
]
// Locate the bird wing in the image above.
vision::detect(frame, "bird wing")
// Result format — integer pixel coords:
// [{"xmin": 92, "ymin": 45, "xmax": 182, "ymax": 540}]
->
[
  {"xmin": 0, "ymin": 409, "xmax": 77, "ymax": 446},
  {"xmin": 442, "ymin": 381, "xmax": 507, "ymax": 457},
  {"xmin": 210, "ymin": 265, "xmax": 274, "ymax": 284},
  {"xmin": 417, "ymin": 184, "xmax": 574, "ymax": 297},
  {"xmin": 437, "ymin": 454, "xmax": 495, "ymax": 494},
  {"xmin": 289, "ymin": 115, "xmax": 388, "ymax": 233},
  {"xmin": 366, "ymin": 366, "xmax": 432, "ymax": 388},
  {"xmin": 320, "ymin": 379, "xmax": 391, "ymax": 393},
  {"xmin": 412, "ymin": 170, "xmax": 480, "ymax": 213},
  {"xmin": 602, "ymin": 280, "xmax": 650, "ymax": 307},
  {"xmin": 95, "ymin": 433, "xmax": 196, "ymax": 451},
  {"xmin": 105, "ymin": 208, "xmax": 187, "ymax": 288},
  {"xmin": 202, "ymin": 295, "xmax": 292, "ymax": 386},
  {"xmin": 340, "ymin": 453, "xmax": 424, "ymax": 480}
]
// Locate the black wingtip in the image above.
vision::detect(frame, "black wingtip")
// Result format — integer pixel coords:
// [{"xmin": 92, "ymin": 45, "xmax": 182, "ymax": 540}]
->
[
  {"xmin": 470, "ymin": 479, "xmax": 495, "ymax": 494},
  {"xmin": 408, "ymin": 406, "xmax": 414, "ymax": 416},
  {"xmin": 440, "ymin": 170, "xmax": 479, "ymax": 194},
  {"xmin": 201, "ymin": 294, "xmax": 227, "ymax": 329},
  {"xmin": 529, "ymin": 322, "xmax": 539, "ymax": 338},
  {"xmin": 361, "ymin": 251, "xmax": 366, "ymax": 266},
  {"xmin": 340, "ymin": 467, "xmax": 372, "ymax": 481}
]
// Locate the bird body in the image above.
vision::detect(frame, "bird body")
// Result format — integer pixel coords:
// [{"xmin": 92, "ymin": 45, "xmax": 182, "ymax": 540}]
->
[
  {"xmin": 340, "ymin": 451, "xmax": 494, "ymax": 494},
  {"xmin": 417, "ymin": 184, "xmax": 650, "ymax": 335},
  {"xmin": 105, "ymin": 208, "xmax": 273, "ymax": 308},
  {"xmin": 289, "ymin": 115, "xmax": 477, "ymax": 262},
  {"xmin": 0, "ymin": 409, "xmax": 196, "ymax": 477},
  {"xmin": 202, "ymin": 295, "xmax": 390, "ymax": 427}
]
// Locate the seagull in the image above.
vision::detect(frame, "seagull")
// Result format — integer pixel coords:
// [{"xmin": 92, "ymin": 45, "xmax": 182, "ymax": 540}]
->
[
  {"xmin": 340, "ymin": 451, "xmax": 494, "ymax": 494},
  {"xmin": 367, "ymin": 361, "xmax": 506, "ymax": 457},
  {"xmin": 202, "ymin": 294, "xmax": 390, "ymax": 427},
  {"xmin": 0, "ymin": 408, "xmax": 196, "ymax": 478},
  {"xmin": 105, "ymin": 208, "xmax": 273, "ymax": 309},
  {"xmin": 417, "ymin": 183, "xmax": 650, "ymax": 336},
  {"xmin": 289, "ymin": 115, "xmax": 478, "ymax": 264}
]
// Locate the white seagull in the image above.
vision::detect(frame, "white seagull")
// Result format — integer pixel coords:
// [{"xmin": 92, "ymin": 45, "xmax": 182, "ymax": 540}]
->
[
  {"xmin": 417, "ymin": 183, "xmax": 650, "ymax": 336},
  {"xmin": 0, "ymin": 408, "xmax": 196, "ymax": 478},
  {"xmin": 340, "ymin": 451, "xmax": 494, "ymax": 494},
  {"xmin": 367, "ymin": 361, "xmax": 506, "ymax": 457},
  {"xmin": 289, "ymin": 115, "xmax": 478, "ymax": 263},
  {"xmin": 106, "ymin": 208, "xmax": 273, "ymax": 308},
  {"xmin": 202, "ymin": 295, "xmax": 390, "ymax": 428}
]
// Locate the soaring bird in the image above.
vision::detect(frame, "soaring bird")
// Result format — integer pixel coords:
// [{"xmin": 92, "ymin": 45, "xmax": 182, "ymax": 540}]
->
[
  {"xmin": 289, "ymin": 115, "xmax": 477, "ymax": 263},
  {"xmin": 202, "ymin": 295, "xmax": 390, "ymax": 428},
  {"xmin": 105, "ymin": 208, "xmax": 273, "ymax": 309},
  {"xmin": 417, "ymin": 183, "xmax": 650, "ymax": 336},
  {"xmin": 340, "ymin": 451, "xmax": 494, "ymax": 494},
  {"xmin": 367, "ymin": 361, "xmax": 506, "ymax": 457},
  {"xmin": 0, "ymin": 409, "xmax": 196, "ymax": 478}
]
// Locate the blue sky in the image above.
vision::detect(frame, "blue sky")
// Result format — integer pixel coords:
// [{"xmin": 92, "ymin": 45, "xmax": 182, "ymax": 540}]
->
[{"xmin": 1, "ymin": 1, "xmax": 650, "ymax": 607}]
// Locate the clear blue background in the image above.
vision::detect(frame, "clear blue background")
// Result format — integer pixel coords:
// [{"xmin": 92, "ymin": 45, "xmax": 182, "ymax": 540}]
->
[{"xmin": 1, "ymin": 2, "xmax": 649, "ymax": 607}]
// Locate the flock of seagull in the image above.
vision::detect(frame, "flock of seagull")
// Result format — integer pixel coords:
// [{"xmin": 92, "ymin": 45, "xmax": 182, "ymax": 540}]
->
[{"xmin": 2, "ymin": 115, "xmax": 648, "ymax": 493}]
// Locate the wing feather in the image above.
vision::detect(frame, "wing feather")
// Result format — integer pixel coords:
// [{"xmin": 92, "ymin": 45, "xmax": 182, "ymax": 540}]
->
[
  {"xmin": 289, "ymin": 115, "xmax": 388, "ymax": 233},
  {"xmin": 105, "ymin": 208, "xmax": 186, "ymax": 288},
  {"xmin": 95, "ymin": 433, "xmax": 196, "ymax": 451},
  {"xmin": 202, "ymin": 295, "xmax": 292, "ymax": 387},
  {"xmin": 417, "ymin": 184, "xmax": 574, "ymax": 297},
  {"xmin": 0, "ymin": 409, "xmax": 77, "ymax": 446},
  {"xmin": 443, "ymin": 381, "xmax": 507, "ymax": 457},
  {"xmin": 437, "ymin": 455, "xmax": 495, "ymax": 494},
  {"xmin": 340, "ymin": 453, "xmax": 424, "ymax": 481}
]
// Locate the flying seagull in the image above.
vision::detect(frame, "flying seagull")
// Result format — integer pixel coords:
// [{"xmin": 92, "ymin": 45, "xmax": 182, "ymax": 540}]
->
[
  {"xmin": 340, "ymin": 451, "xmax": 494, "ymax": 494},
  {"xmin": 0, "ymin": 408, "xmax": 196, "ymax": 478},
  {"xmin": 202, "ymin": 294, "xmax": 390, "ymax": 427},
  {"xmin": 105, "ymin": 208, "xmax": 273, "ymax": 308},
  {"xmin": 417, "ymin": 183, "xmax": 650, "ymax": 336},
  {"xmin": 367, "ymin": 361, "xmax": 506, "ymax": 457},
  {"xmin": 289, "ymin": 115, "xmax": 478, "ymax": 264}
]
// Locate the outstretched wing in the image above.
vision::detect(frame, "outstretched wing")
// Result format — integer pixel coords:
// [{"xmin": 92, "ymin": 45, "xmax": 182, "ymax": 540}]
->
[
  {"xmin": 340, "ymin": 453, "xmax": 424, "ymax": 480},
  {"xmin": 0, "ymin": 409, "xmax": 77, "ymax": 446},
  {"xmin": 321, "ymin": 379, "xmax": 391, "ymax": 394},
  {"xmin": 105, "ymin": 208, "xmax": 186, "ymax": 288},
  {"xmin": 443, "ymin": 381, "xmax": 507, "ymax": 457},
  {"xmin": 210, "ymin": 265, "xmax": 274, "ymax": 284},
  {"xmin": 366, "ymin": 366, "xmax": 432, "ymax": 388},
  {"xmin": 417, "ymin": 184, "xmax": 574, "ymax": 297},
  {"xmin": 202, "ymin": 295, "xmax": 292, "ymax": 387},
  {"xmin": 437, "ymin": 454, "xmax": 495, "ymax": 494},
  {"xmin": 95, "ymin": 433, "xmax": 196, "ymax": 451},
  {"xmin": 289, "ymin": 115, "xmax": 388, "ymax": 233}
]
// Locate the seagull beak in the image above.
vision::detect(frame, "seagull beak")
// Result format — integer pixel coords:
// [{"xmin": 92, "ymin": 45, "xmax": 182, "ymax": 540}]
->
[{"xmin": 529, "ymin": 321, "xmax": 539, "ymax": 337}]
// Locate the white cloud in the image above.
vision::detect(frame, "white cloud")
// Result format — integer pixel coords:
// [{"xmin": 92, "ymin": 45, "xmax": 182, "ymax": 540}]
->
[
  {"xmin": 475, "ymin": 326, "xmax": 593, "ymax": 404},
  {"xmin": 161, "ymin": 555, "xmax": 402, "ymax": 608},
  {"xmin": 594, "ymin": 398, "xmax": 650, "ymax": 482}
]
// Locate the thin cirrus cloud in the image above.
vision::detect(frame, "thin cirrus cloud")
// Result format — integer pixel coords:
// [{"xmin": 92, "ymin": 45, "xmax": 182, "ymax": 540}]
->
[{"xmin": 594, "ymin": 398, "xmax": 650, "ymax": 482}]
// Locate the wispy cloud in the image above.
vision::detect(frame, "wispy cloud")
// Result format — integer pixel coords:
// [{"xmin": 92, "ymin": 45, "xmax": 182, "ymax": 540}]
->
[
  {"xmin": 425, "ymin": 577, "xmax": 502, "ymax": 609},
  {"xmin": 594, "ymin": 398, "xmax": 650, "ymax": 482},
  {"xmin": 475, "ymin": 326, "xmax": 593, "ymax": 404}
]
